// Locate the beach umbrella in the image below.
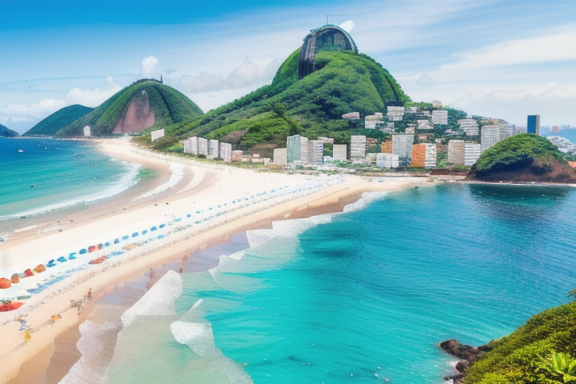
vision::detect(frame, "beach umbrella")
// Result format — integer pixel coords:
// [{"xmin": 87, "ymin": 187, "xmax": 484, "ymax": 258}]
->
[
  {"xmin": 47, "ymin": 260, "xmax": 56, "ymax": 268},
  {"xmin": 104, "ymin": 242, "xmax": 110, "ymax": 247},
  {"xmin": 142, "ymin": 230, "xmax": 148, "ymax": 235},
  {"xmin": 114, "ymin": 239, "xmax": 120, "ymax": 244},
  {"xmin": 57, "ymin": 256, "xmax": 67, "ymax": 263},
  {"xmin": 88, "ymin": 245, "xmax": 97, "ymax": 253},
  {"xmin": 24, "ymin": 269, "xmax": 34, "ymax": 277},
  {"xmin": 11, "ymin": 274, "xmax": 20, "ymax": 284},
  {"xmin": 0, "ymin": 278, "xmax": 11, "ymax": 289},
  {"xmin": 34, "ymin": 264, "xmax": 46, "ymax": 273},
  {"xmin": 132, "ymin": 232, "xmax": 138, "ymax": 238},
  {"xmin": 122, "ymin": 235, "xmax": 129, "ymax": 240},
  {"xmin": 150, "ymin": 227, "xmax": 157, "ymax": 232},
  {"xmin": 79, "ymin": 249, "xmax": 87, "ymax": 254},
  {"xmin": 69, "ymin": 252, "xmax": 77, "ymax": 258},
  {"xmin": 69, "ymin": 254, "xmax": 76, "ymax": 260},
  {"xmin": 159, "ymin": 224, "xmax": 165, "ymax": 229}
]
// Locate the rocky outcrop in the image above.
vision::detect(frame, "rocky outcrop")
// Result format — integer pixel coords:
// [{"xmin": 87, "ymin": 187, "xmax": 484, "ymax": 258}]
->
[
  {"xmin": 439, "ymin": 339, "xmax": 492, "ymax": 383},
  {"xmin": 113, "ymin": 90, "xmax": 155, "ymax": 134}
]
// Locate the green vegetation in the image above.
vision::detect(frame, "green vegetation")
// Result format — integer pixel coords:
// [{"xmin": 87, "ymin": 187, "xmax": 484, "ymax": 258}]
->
[
  {"xmin": 464, "ymin": 302, "xmax": 576, "ymax": 384},
  {"xmin": 57, "ymin": 80, "xmax": 203, "ymax": 137},
  {"xmin": 135, "ymin": 49, "xmax": 410, "ymax": 156},
  {"xmin": 469, "ymin": 134, "xmax": 576, "ymax": 182},
  {"xmin": 0, "ymin": 123, "xmax": 19, "ymax": 137},
  {"xmin": 24, "ymin": 104, "xmax": 93, "ymax": 136}
]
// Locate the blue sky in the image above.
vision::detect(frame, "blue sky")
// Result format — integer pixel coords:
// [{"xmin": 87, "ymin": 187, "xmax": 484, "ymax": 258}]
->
[{"xmin": 1, "ymin": 0, "xmax": 575, "ymax": 133}]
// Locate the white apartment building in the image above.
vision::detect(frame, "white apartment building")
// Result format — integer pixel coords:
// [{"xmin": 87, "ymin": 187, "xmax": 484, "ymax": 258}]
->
[
  {"xmin": 332, "ymin": 144, "xmax": 347, "ymax": 161},
  {"xmin": 220, "ymin": 142, "xmax": 232, "ymax": 162},
  {"xmin": 387, "ymin": 106, "xmax": 405, "ymax": 121},
  {"xmin": 308, "ymin": 140, "xmax": 324, "ymax": 165},
  {"xmin": 432, "ymin": 110, "xmax": 448, "ymax": 125},
  {"xmin": 350, "ymin": 135, "xmax": 366, "ymax": 164},
  {"xmin": 464, "ymin": 143, "xmax": 482, "ymax": 166}
]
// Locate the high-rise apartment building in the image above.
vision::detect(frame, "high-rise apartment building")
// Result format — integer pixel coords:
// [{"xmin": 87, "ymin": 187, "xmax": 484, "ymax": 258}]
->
[
  {"xmin": 307, "ymin": 140, "xmax": 324, "ymax": 165},
  {"xmin": 332, "ymin": 144, "xmax": 347, "ymax": 161},
  {"xmin": 432, "ymin": 110, "xmax": 448, "ymax": 125},
  {"xmin": 527, "ymin": 115, "xmax": 540, "ymax": 135},
  {"xmin": 448, "ymin": 140, "xmax": 465, "ymax": 165},
  {"xmin": 350, "ymin": 135, "xmax": 366, "ymax": 164}
]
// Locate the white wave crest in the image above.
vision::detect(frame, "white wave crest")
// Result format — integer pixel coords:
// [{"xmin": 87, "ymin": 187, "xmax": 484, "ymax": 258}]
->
[
  {"xmin": 59, "ymin": 320, "xmax": 119, "ymax": 384},
  {"xmin": 170, "ymin": 320, "xmax": 218, "ymax": 357},
  {"xmin": 343, "ymin": 192, "xmax": 388, "ymax": 213},
  {"xmin": 121, "ymin": 270, "xmax": 183, "ymax": 327},
  {"xmin": 134, "ymin": 162, "xmax": 184, "ymax": 200}
]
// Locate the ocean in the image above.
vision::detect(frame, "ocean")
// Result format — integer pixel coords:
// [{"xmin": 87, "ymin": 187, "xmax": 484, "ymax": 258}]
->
[
  {"xmin": 64, "ymin": 183, "xmax": 576, "ymax": 384},
  {"xmin": 0, "ymin": 137, "xmax": 139, "ymax": 230}
]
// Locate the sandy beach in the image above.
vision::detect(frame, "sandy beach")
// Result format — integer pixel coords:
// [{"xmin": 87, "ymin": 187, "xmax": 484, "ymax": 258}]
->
[{"xmin": 0, "ymin": 137, "xmax": 433, "ymax": 383}]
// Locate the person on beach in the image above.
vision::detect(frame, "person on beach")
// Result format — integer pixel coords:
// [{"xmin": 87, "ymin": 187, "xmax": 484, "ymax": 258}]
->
[
  {"xmin": 24, "ymin": 329, "xmax": 31, "ymax": 342},
  {"xmin": 87, "ymin": 288, "xmax": 92, "ymax": 301}
]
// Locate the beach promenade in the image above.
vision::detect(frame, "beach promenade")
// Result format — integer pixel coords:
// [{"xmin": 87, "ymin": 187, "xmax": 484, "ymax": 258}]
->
[{"xmin": 0, "ymin": 138, "xmax": 429, "ymax": 383}]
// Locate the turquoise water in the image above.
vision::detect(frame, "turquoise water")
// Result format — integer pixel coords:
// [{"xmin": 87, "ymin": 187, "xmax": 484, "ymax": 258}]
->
[
  {"xmin": 0, "ymin": 137, "xmax": 138, "ymax": 222},
  {"xmin": 77, "ymin": 184, "xmax": 576, "ymax": 384}
]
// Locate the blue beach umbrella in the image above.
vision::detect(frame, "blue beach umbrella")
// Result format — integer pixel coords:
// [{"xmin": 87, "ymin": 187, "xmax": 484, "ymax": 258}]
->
[
  {"xmin": 151, "ymin": 227, "xmax": 157, "ymax": 231},
  {"xmin": 132, "ymin": 232, "xmax": 138, "ymax": 238},
  {"xmin": 159, "ymin": 224, "xmax": 165, "ymax": 229},
  {"xmin": 142, "ymin": 230, "xmax": 148, "ymax": 235},
  {"xmin": 79, "ymin": 249, "xmax": 87, "ymax": 254},
  {"xmin": 68, "ymin": 254, "xmax": 76, "ymax": 260},
  {"xmin": 57, "ymin": 256, "xmax": 67, "ymax": 262},
  {"xmin": 122, "ymin": 235, "xmax": 129, "ymax": 240},
  {"xmin": 114, "ymin": 238, "xmax": 120, "ymax": 244}
]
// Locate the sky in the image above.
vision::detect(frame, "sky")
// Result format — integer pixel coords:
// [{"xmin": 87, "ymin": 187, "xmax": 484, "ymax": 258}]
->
[{"xmin": 1, "ymin": 0, "xmax": 575, "ymax": 134}]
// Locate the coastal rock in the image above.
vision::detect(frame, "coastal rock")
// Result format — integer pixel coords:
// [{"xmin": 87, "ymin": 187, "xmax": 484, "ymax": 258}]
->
[{"xmin": 439, "ymin": 339, "xmax": 490, "ymax": 383}]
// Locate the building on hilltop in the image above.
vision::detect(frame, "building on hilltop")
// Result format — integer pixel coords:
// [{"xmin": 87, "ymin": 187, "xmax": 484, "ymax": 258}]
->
[
  {"xmin": 527, "ymin": 115, "xmax": 540, "ymax": 135},
  {"xmin": 458, "ymin": 118, "xmax": 479, "ymax": 136},
  {"xmin": 481, "ymin": 124, "xmax": 515, "ymax": 152},
  {"xmin": 387, "ymin": 106, "xmax": 405, "ymax": 121},
  {"xmin": 299, "ymin": 25, "xmax": 358, "ymax": 78},
  {"xmin": 432, "ymin": 110, "xmax": 448, "ymax": 125}
]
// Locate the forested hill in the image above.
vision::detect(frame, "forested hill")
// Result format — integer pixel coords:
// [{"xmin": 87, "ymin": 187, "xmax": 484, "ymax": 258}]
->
[
  {"xmin": 138, "ymin": 49, "xmax": 410, "ymax": 155},
  {"xmin": 56, "ymin": 80, "xmax": 203, "ymax": 137},
  {"xmin": 24, "ymin": 104, "xmax": 93, "ymax": 136}
]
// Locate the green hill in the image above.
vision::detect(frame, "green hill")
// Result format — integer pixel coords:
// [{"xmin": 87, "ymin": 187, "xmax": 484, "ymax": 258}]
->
[
  {"xmin": 24, "ymin": 104, "xmax": 93, "ymax": 136},
  {"xmin": 0, "ymin": 123, "xmax": 19, "ymax": 137},
  {"xmin": 469, "ymin": 134, "xmax": 576, "ymax": 183},
  {"xmin": 56, "ymin": 80, "xmax": 203, "ymax": 137},
  {"xmin": 139, "ymin": 50, "xmax": 410, "ymax": 155},
  {"xmin": 464, "ymin": 301, "xmax": 576, "ymax": 384}
]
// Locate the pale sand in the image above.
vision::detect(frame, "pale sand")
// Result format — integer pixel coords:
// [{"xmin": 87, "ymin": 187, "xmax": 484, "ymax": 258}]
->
[{"xmin": 0, "ymin": 137, "xmax": 433, "ymax": 383}]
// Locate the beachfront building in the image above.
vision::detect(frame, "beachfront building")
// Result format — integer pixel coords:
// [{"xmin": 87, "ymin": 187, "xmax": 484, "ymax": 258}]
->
[
  {"xmin": 287, "ymin": 135, "xmax": 309, "ymax": 163},
  {"xmin": 458, "ymin": 119, "xmax": 479, "ymax": 136},
  {"xmin": 332, "ymin": 144, "xmax": 347, "ymax": 161},
  {"xmin": 198, "ymin": 138, "xmax": 208, "ymax": 157},
  {"xmin": 448, "ymin": 140, "xmax": 465, "ymax": 165},
  {"xmin": 527, "ymin": 115, "xmax": 540, "ymax": 135},
  {"xmin": 392, "ymin": 134, "xmax": 414, "ymax": 166},
  {"xmin": 376, "ymin": 153, "xmax": 399, "ymax": 168},
  {"xmin": 232, "ymin": 150, "xmax": 243, "ymax": 162},
  {"xmin": 273, "ymin": 148, "xmax": 288, "ymax": 165},
  {"xmin": 464, "ymin": 143, "xmax": 482, "ymax": 166},
  {"xmin": 432, "ymin": 110, "xmax": 448, "ymax": 125},
  {"xmin": 411, "ymin": 143, "xmax": 437, "ymax": 168},
  {"xmin": 387, "ymin": 106, "xmax": 405, "ymax": 121},
  {"xmin": 220, "ymin": 142, "xmax": 232, "ymax": 162},
  {"xmin": 83, "ymin": 126, "xmax": 91, "ymax": 137},
  {"xmin": 350, "ymin": 135, "xmax": 366, "ymax": 164},
  {"xmin": 150, "ymin": 129, "xmax": 165, "ymax": 142},
  {"xmin": 183, "ymin": 136, "xmax": 198, "ymax": 155},
  {"xmin": 208, "ymin": 139, "xmax": 219, "ymax": 159},
  {"xmin": 308, "ymin": 140, "xmax": 324, "ymax": 165}
]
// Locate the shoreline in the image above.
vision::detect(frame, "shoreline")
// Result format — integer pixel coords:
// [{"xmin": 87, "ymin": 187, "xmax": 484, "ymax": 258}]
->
[{"xmin": 0, "ymin": 137, "xmax": 431, "ymax": 384}]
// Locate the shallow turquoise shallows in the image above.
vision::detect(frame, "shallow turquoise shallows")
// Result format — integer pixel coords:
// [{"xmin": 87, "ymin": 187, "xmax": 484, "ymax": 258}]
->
[
  {"xmin": 0, "ymin": 137, "xmax": 137, "ymax": 221},
  {"xmin": 106, "ymin": 184, "xmax": 576, "ymax": 384}
]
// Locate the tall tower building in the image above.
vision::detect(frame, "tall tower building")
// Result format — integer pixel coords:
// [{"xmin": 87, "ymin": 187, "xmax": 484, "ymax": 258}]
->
[{"xmin": 527, "ymin": 115, "xmax": 540, "ymax": 135}]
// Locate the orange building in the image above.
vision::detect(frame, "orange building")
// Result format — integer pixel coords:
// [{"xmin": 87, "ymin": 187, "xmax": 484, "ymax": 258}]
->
[
  {"xmin": 381, "ymin": 141, "xmax": 392, "ymax": 153},
  {"xmin": 411, "ymin": 144, "xmax": 426, "ymax": 167}
]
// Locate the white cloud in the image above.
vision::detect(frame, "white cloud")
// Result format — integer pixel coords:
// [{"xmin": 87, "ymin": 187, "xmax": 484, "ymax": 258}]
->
[
  {"xmin": 442, "ymin": 29, "xmax": 576, "ymax": 70},
  {"xmin": 5, "ymin": 99, "xmax": 67, "ymax": 119},
  {"xmin": 141, "ymin": 56, "xmax": 159, "ymax": 77},
  {"xmin": 339, "ymin": 20, "xmax": 355, "ymax": 33},
  {"xmin": 66, "ymin": 76, "xmax": 122, "ymax": 107},
  {"xmin": 168, "ymin": 57, "xmax": 280, "ymax": 94}
]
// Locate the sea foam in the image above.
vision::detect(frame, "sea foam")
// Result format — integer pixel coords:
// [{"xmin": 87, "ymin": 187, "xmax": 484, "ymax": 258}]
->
[{"xmin": 120, "ymin": 270, "xmax": 183, "ymax": 327}]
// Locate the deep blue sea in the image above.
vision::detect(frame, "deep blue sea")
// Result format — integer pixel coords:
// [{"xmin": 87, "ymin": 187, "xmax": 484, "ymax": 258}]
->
[
  {"xmin": 71, "ymin": 183, "xmax": 575, "ymax": 384},
  {"xmin": 0, "ymin": 137, "xmax": 138, "ymax": 223}
]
